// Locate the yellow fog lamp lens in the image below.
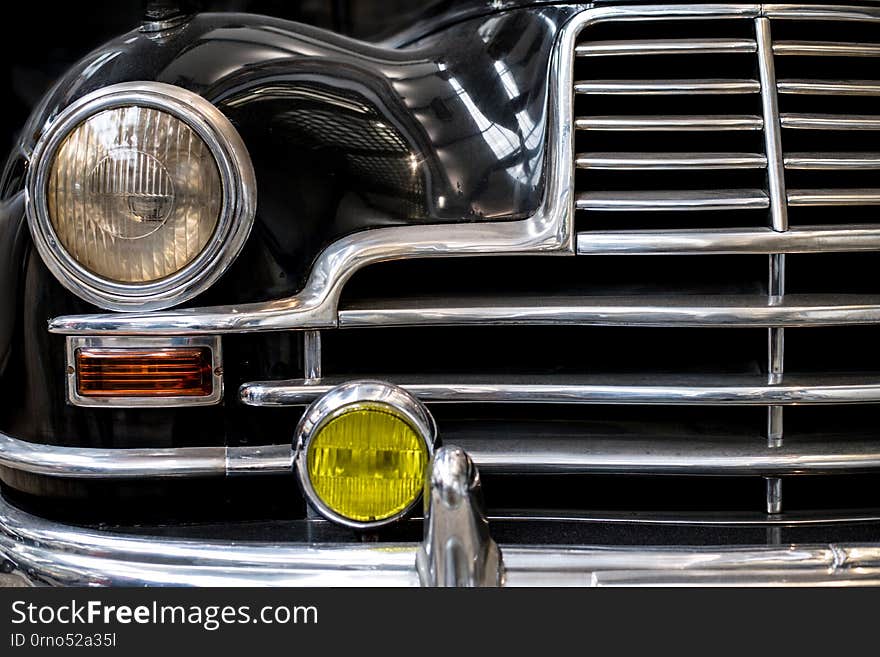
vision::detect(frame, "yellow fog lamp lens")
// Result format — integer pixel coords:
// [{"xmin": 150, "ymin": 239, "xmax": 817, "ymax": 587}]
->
[{"xmin": 295, "ymin": 381, "xmax": 436, "ymax": 528}]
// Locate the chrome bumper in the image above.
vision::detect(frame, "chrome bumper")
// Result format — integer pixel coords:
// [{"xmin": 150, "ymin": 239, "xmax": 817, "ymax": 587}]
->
[{"xmin": 2, "ymin": 446, "xmax": 880, "ymax": 586}]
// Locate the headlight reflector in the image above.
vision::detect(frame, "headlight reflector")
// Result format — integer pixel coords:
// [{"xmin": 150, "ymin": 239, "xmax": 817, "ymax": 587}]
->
[
  {"xmin": 47, "ymin": 106, "xmax": 222, "ymax": 283},
  {"xmin": 295, "ymin": 381, "xmax": 436, "ymax": 528}
]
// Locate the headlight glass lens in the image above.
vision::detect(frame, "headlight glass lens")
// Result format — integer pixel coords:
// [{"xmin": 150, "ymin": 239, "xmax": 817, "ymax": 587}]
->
[
  {"xmin": 306, "ymin": 403, "xmax": 429, "ymax": 523},
  {"xmin": 47, "ymin": 106, "xmax": 222, "ymax": 283}
]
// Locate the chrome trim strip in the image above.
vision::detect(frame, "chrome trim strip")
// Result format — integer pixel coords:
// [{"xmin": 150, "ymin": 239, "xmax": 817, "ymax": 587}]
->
[
  {"xmin": 575, "ymin": 115, "xmax": 764, "ymax": 131},
  {"xmin": 490, "ymin": 510, "xmax": 880, "ymax": 527},
  {"xmin": 576, "ymin": 225, "xmax": 880, "ymax": 254},
  {"xmin": 788, "ymin": 189, "xmax": 880, "ymax": 206},
  {"xmin": 778, "ymin": 80, "xmax": 880, "ymax": 95},
  {"xmin": 785, "ymin": 152, "xmax": 880, "ymax": 169},
  {"xmin": 781, "ymin": 113, "xmax": 880, "ymax": 129},
  {"xmin": 576, "ymin": 189, "xmax": 769, "ymax": 211},
  {"xmin": 0, "ymin": 431, "xmax": 229, "ymax": 478},
  {"xmin": 575, "ymin": 38, "xmax": 758, "ymax": 56},
  {"xmin": 337, "ymin": 294, "xmax": 880, "ymax": 328},
  {"xmin": 574, "ymin": 79, "xmax": 761, "ymax": 94},
  {"xmin": 239, "ymin": 375, "xmax": 880, "ymax": 407},
  {"xmin": 763, "ymin": 4, "xmax": 880, "ymax": 22},
  {"xmin": 4, "ymin": 427, "xmax": 880, "ymax": 480},
  {"xmin": 576, "ymin": 152, "xmax": 767, "ymax": 170},
  {"xmin": 64, "ymin": 335, "xmax": 223, "ymax": 408},
  {"xmin": 773, "ymin": 40, "xmax": 880, "ymax": 57},
  {"xmin": 3, "ymin": 492, "xmax": 880, "ymax": 587},
  {"xmin": 453, "ymin": 437, "xmax": 880, "ymax": 475},
  {"xmin": 25, "ymin": 82, "xmax": 257, "ymax": 312},
  {"xmin": 225, "ymin": 444, "xmax": 293, "ymax": 476}
]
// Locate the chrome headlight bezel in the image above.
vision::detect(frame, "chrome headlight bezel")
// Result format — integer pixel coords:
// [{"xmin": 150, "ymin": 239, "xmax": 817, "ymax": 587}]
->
[
  {"xmin": 25, "ymin": 81, "xmax": 257, "ymax": 311},
  {"xmin": 294, "ymin": 380, "xmax": 438, "ymax": 530}
]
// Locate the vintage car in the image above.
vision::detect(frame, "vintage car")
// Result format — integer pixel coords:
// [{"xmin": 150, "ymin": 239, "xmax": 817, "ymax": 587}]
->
[{"xmin": 1, "ymin": 0, "xmax": 880, "ymax": 586}]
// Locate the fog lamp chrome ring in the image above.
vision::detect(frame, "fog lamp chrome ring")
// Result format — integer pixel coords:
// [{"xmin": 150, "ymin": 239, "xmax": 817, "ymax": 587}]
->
[
  {"xmin": 25, "ymin": 81, "xmax": 256, "ymax": 311},
  {"xmin": 294, "ymin": 380, "xmax": 437, "ymax": 530}
]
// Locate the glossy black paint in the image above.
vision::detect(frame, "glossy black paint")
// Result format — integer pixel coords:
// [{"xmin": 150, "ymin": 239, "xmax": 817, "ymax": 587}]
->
[{"xmin": 0, "ymin": 7, "xmax": 577, "ymax": 505}]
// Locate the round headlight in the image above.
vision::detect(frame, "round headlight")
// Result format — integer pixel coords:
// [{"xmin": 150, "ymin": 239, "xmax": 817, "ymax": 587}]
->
[
  {"xmin": 295, "ymin": 381, "xmax": 436, "ymax": 529},
  {"xmin": 26, "ymin": 82, "xmax": 256, "ymax": 310}
]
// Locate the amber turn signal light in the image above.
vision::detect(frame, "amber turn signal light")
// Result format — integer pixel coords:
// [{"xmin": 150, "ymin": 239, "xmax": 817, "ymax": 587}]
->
[{"xmin": 75, "ymin": 348, "xmax": 214, "ymax": 397}]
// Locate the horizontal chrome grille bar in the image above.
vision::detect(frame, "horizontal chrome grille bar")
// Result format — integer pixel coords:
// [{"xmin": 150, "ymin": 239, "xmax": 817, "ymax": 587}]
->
[
  {"xmin": 0, "ymin": 431, "xmax": 293, "ymax": 479},
  {"xmin": 576, "ymin": 225, "xmax": 880, "ymax": 254},
  {"xmin": 576, "ymin": 38, "xmax": 758, "ymax": 57},
  {"xmin": 576, "ymin": 152, "xmax": 767, "ymax": 170},
  {"xmin": 576, "ymin": 190, "xmax": 770, "ymax": 212},
  {"xmin": 777, "ymin": 80, "xmax": 880, "ymax": 95},
  {"xmin": 788, "ymin": 189, "xmax": 880, "ymax": 206},
  {"xmin": 457, "ymin": 436, "xmax": 880, "ymax": 476},
  {"xmin": 575, "ymin": 115, "xmax": 763, "ymax": 131},
  {"xmin": 575, "ymin": 79, "xmax": 760, "ymax": 95},
  {"xmin": 781, "ymin": 113, "xmax": 880, "ymax": 129},
  {"xmin": 772, "ymin": 40, "xmax": 880, "ymax": 57},
  {"xmin": 5, "ymin": 431, "xmax": 880, "ymax": 481},
  {"xmin": 337, "ymin": 294, "xmax": 880, "ymax": 328},
  {"xmin": 239, "ymin": 375, "xmax": 880, "ymax": 407},
  {"xmin": 784, "ymin": 152, "xmax": 880, "ymax": 169},
  {"xmin": 494, "ymin": 510, "xmax": 880, "ymax": 527}
]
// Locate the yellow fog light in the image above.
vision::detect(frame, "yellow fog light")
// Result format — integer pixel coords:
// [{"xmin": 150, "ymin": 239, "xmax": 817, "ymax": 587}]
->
[{"xmin": 295, "ymin": 381, "xmax": 436, "ymax": 529}]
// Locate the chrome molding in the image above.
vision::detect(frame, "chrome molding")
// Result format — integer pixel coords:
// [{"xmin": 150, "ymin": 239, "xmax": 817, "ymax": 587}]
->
[
  {"xmin": 7, "ymin": 425, "xmax": 880, "ymax": 479},
  {"xmin": 773, "ymin": 40, "xmax": 880, "ymax": 57},
  {"xmin": 0, "ymin": 430, "xmax": 230, "ymax": 478},
  {"xmin": 576, "ymin": 189, "xmax": 770, "ymax": 211},
  {"xmin": 577, "ymin": 225, "xmax": 880, "ymax": 255},
  {"xmin": 575, "ymin": 115, "xmax": 764, "ymax": 131},
  {"xmin": 240, "ymin": 375, "xmax": 880, "ymax": 407},
  {"xmin": 491, "ymin": 510, "xmax": 880, "ymax": 527},
  {"xmin": 785, "ymin": 152, "xmax": 880, "ymax": 169},
  {"xmin": 293, "ymin": 381, "xmax": 437, "ymax": 529},
  {"xmin": 574, "ymin": 79, "xmax": 761, "ymax": 95},
  {"xmin": 64, "ymin": 336, "xmax": 223, "ymax": 408},
  {"xmin": 0, "ymin": 430, "xmax": 293, "ymax": 478},
  {"xmin": 576, "ymin": 152, "xmax": 768, "ymax": 170},
  {"xmin": 2, "ymin": 491, "xmax": 880, "ymax": 586},
  {"xmin": 337, "ymin": 294, "xmax": 880, "ymax": 328},
  {"xmin": 575, "ymin": 38, "xmax": 758, "ymax": 57},
  {"xmin": 452, "ymin": 436, "xmax": 880, "ymax": 476},
  {"xmin": 26, "ymin": 82, "xmax": 257, "ymax": 312}
]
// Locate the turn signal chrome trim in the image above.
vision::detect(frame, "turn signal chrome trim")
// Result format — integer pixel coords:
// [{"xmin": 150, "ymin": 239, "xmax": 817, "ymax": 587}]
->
[
  {"xmin": 294, "ymin": 380, "xmax": 437, "ymax": 530},
  {"xmin": 66, "ymin": 336, "xmax": 222, "ymax": 407}
]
